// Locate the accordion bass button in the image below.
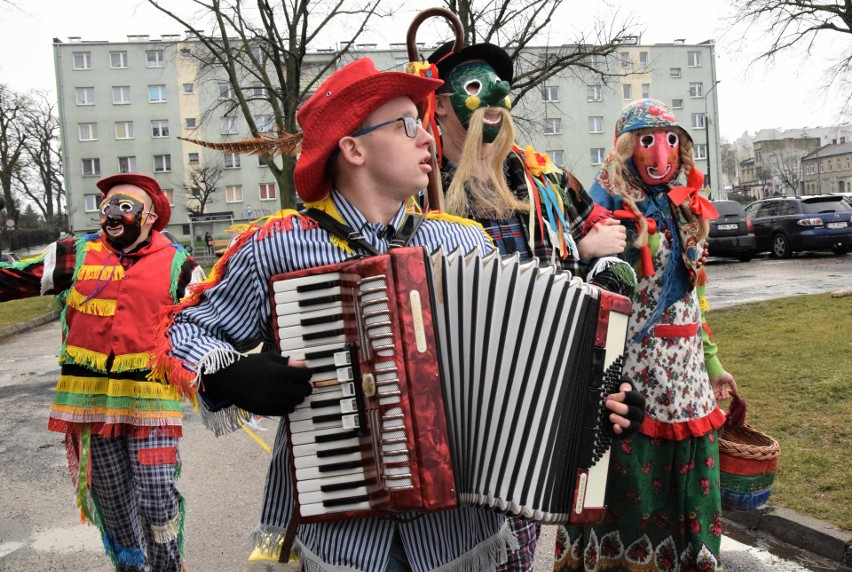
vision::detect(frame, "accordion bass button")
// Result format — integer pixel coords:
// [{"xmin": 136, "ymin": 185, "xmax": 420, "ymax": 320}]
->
[{"xmin": 362, "ymin": 373, "xmax": 377, "ymax": 397}]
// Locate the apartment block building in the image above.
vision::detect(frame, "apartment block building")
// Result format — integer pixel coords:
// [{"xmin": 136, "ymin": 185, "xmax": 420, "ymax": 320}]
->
[{"xmin": 54, "ymin": 35, "xmax": 720, "ymax": 240}]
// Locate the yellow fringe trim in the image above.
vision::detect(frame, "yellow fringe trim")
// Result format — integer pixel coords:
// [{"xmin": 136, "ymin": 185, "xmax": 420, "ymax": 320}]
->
[
  {"xmin": 64, "ymin": 345, "xmax": 109, "ymax": 371},
  {"xmin": 67, "ymin": 288, "xmax": 116, "ymax": 316},
  {"xmin": 699, "ymin": 294, "xmax": 710, "ymax": 314},
  {"xmin": 76, "ymin": 264, "xmax": 125, "ymax": 281},
  {"xmin": 83, "ymin": 241, "xmax": 103, "ymax": 252},
  {"xmin": 57, "ymin": 375, "xmax": 182, "ymax": 400},
  {"xmin": 151, "ymin": 512, "xmax": 182, "ymax": 544},
  {"xmin": 113, "ymin": 352, "xmax": 154, "ymax": 372},
  {"xmin": 51, "ymin": 403, "xmax": 183, "ymax": 419},
  {"xmin": 424, "ymin": 211, "xmax": 495, "ymax": 247},
  {"xmin": 303, "ymin": 198, "xmax": 357, "ymax": 255}
]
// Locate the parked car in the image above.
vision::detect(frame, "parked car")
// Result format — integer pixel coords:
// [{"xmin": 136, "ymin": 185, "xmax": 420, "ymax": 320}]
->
[
  {"xmin": 707, "ymin": 200, "xmax": 756, "ymax": 262},
  {"xmin": 0, "ymin": 252, "xmax": 21, "ymax": 263},
  {"xmin": 744, "ymin": 195, "xmax": 852, "ymax": 258}
]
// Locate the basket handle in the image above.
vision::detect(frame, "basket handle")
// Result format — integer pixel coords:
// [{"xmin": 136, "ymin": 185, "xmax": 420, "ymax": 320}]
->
[{"xmin": 723, "ymin": 384, "xmax": 747, "ymax": 430}]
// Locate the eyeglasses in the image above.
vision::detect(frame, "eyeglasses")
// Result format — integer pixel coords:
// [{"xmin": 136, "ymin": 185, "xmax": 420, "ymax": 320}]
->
[{"xmin": 351, "ymin": 115, "xmax": 423, "ymax": 139}]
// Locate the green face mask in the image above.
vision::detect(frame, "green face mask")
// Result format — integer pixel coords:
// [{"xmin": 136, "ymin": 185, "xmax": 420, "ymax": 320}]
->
[{"xmin": 444, "ymin": 61, "xmax": 512, "ymax": 143}]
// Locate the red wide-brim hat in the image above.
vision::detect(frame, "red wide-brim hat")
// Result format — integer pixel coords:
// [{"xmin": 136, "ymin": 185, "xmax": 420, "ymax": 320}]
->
[
  {"xmin": 96, "ymin": 173, "xmax": 171, "ymax": 231},
  {"xmin": 294, "ymin": 57, "xmax": 443, "ymax": 203}
]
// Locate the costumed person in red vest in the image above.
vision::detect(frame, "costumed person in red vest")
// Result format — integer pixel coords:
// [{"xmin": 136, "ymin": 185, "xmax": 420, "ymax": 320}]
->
[
  {"xmin": 424, "ymin": 41, "xmax": 647, "ymax": 570},
  {"xmin": 0, "ymin": 174, "xmax": 204, "ymax": 571},
  {"xmin": 553, "ymin": 99, "xmax": 737, "ymax": 572}
]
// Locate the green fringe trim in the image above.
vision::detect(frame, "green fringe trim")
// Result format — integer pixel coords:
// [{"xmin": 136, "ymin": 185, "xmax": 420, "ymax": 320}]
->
[
  {"xmin": 169, "ymin": 247, "xmax": 189, "ymax": 302},
  {"xmin": 610, "ymin": 259, "xmax": 638, "ymax": 292}
]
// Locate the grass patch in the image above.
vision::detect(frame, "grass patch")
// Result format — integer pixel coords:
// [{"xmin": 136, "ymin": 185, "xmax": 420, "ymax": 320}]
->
[
  {"xmin": 0, "ymin": 296, "xmax": 57, "ymax": 329},
  {"xmin": 711, "ymin": 293, "xmax": 852, "ymax": 531}
]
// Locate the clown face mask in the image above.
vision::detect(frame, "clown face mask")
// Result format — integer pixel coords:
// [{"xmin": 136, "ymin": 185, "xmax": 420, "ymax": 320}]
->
[
  {"xmin": 444, "ymin": 61, "xmax": 511, "ymax": 143},
  {"xmin": 99, "ymin": 193, "xmax": 149, "ymax": 249},
  {"xmin": 633, "ymin": 128, "xmax": 681, "ymax": 186}
]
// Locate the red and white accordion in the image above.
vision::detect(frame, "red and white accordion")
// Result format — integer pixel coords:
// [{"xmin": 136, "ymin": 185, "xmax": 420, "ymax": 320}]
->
[{"xmin": 270, "ymin": 246, "xmax": 631, "ymax": 524}]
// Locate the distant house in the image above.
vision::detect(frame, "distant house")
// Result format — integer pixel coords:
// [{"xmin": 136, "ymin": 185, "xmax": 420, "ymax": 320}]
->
[{"xmin": 801, "ymin": 141, "xmax": 852, "ymax": 195}]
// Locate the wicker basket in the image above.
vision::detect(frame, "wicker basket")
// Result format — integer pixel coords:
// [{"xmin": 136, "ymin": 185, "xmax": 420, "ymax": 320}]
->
[{"xmin": 718, "ymin": 387, "xmax": 780, "ymax": 511}]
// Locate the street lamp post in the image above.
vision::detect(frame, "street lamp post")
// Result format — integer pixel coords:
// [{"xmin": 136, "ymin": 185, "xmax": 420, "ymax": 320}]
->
[{"xmin": 703, "ymin": 80, "xmax": 721, "ymax": 196}]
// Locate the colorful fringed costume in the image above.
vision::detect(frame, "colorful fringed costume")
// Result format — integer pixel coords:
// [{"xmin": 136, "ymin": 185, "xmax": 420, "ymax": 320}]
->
[
  {"xmin": 554, "ymin": 99, "xmax": 727, "ymax": 572},
  {"xmin": 0, "ymin": 231, "xmax": 202, "ymax": 570}
]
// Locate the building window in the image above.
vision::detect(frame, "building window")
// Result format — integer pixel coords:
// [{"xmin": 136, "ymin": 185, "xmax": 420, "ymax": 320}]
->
[
  {"xmin": 588, "ymin": 116, "xmax": 604, "ymax": 134},
  {"xmin": 76, "ymin": 87, "xmax": 95, "ymax": 105},
  {"xmin": 251, "ymin": 46, "xmax": 264, "ymax": 62},
  {"xmin": 82, "ymin": 158, "xmax": 100, "ymax": 177},
  {"xmin": 847, "ymin": 157, "xmax": 851, "ymax": 170},
  {"xmin": 218, "ymin": 82, "xmax": 235, "ymax": 99},
  {"xmin": 688, "ymin": 51, "xmax": 702, "ymax": 67},
  {"xmin": 118, "ymin": 156, "xmax": 137, "ymax": 174},
  {"xmin": 544, "ymin": 118, "xmax": 561, "ymax": 135},
  {"xmin": 258, "ymin": 155, "xmax": 269, "ymax": 167},
  {"xmin": 151, "ymin": 119, "xmax": 170, "ymax": 138},
  {"xmin": 670, "ymin": 67, "xmax": 681, "ymax": 78},
  {"xmin": 185, "ymin": 118, "xmax": 197, "ymax": 129},
  {"xmin": 639, "ymin": 51, "xmax": 648, "ymax": 67},
  {"xmin": 182, "ymin": 83, "xmax": 194, "ymax": 95},
  {"xmin": 110, "ymin": 51, "xmax": 128, "ymax": 69},
  {"xmin": 254, "ymin": 114, "xmax": 273, "ymax": 133},
  {"xmin": 547, "ymin": 150, "xmax": 564, "ymax": 165},
  {"xmin": 226, "ymin": 184, "xmax": 243, "ymax": 203},
  {"xmin": 590, "ymin": 148, "xmax": 606, "ymax": 165},
  {"xmin": 694, "ymin": 144, "xmax": 707, "ymax": 160},
  {"xmin": 78, "ymin": 123, "xmax": 97, "ymax": 141},
  {"xmin": 148, "ymin": 84, "xmax": 167, "ymax": 103},
  {"xmin": 252, "ymin": 82, "xmax": 267, "ymax": 97},
  {"xmin": 623, "ymin": 84, "xmax": 632, "ymax": 100},
  {"xmin": 84, "ymin": 194, "xmax": 100, "ymax": 212},
  {"xmin": 188, "ymin": 152, "xmax": 200, "ymax": 164},
  {"xmin": 220, "ymin": 116, "xmax": 238, "ymax": 135},
  {"xmin": 828, "ymin": 159, "xmax": 833, "ymax": 172},
  {"xmin": 180, "ymin": 48, "xmax": 192, "ymax": 59},
  {"xmin": 586, "ymin": 85, "xmax": 602, "ymax": 102},
  {"xmin": 691, "ymin": 113, "xmax": 706, "ymax": 129},
  {"xmin": 224, "ymin": 152, "xmax": 241, "ymax": 169},
  {"xmin": 115, "ymin": 121, "xmax": 134, "ymax": 139},
  {"xmin": 162, "ymin": 188, "xmax": 175, "ymax": 206},
  {"xmin": 689, "ymin": 82, "xmax": 703, "ymax": 97},
  {"xmin": 620, "ymin": 52, "xmax": 630, "ymax": 68},
  {"xmin": 642, "ymin": 83, "xmax": 651, "ymax": 99},
  {"xmin": 146, "ymin": 50, "xmax": 165, "ymax": 68},
  {"xmin": 112, "ymin": 86, "xmax": 131, "ymax": 104},
  {"xmin": 259, "ymin": 183, "xmax": 276, "ymax": 201},
  {"xmin": 153, "ymin": 154, "xmax": 172, "ymax": 173},
  {"xmin": 73, "ymin": 52, "xmax": 92, "ymax": 70},
  {"xmin": 541, "ymin": 86, "xmax": 559, "ymax": 102},
  {"xmin": 672, "ymin": 98, "xmax": 684, "ymax": 109}
]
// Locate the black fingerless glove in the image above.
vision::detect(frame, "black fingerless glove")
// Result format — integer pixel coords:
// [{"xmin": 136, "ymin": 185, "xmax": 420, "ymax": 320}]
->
[
  {"xmin": 200, "ymin": 353, "xmax": 313, "ymax": 416},
  {"xmin": 611, "ymin": 379, "xmax": 646, "ymax": 440}
]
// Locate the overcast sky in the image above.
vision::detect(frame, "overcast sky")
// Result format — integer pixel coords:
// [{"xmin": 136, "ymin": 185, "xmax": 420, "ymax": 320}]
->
[{"xmin": 1, "ymin": 0, "xmax": 849, "ymax": 142}]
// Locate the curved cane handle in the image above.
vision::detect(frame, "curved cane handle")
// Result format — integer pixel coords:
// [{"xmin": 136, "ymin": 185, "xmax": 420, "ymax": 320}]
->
[{"xmin": 406, "ymin": 7, "xmax": 464, "ymax": 62}]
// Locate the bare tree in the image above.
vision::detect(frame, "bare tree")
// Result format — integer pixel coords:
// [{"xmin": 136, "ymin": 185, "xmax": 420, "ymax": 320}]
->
[
  {"xmin": 731, "ymin": 0, "xmax": 852, "ymax": 116},
  {"xmin": 0, "ymin": 84, "xmax": 28, "ymax": 223},
  {"xmin": 440, "ymin": 0, "xmax": 641, "ymax": 103},
  {"xmin": 147, "ymin": 0, "xmax": 386, "ymax": 209},
  {"xmin": 720, "ymin": 141, "xmax": 739, "ymax": 187},
  {"xmin": 16, "ymin": 92, "xmax": 65, "ymax": 234},
  {"xmin": 182, "ymin": 160, "xmax": 227, "ymax": 216},
  {"xmin": 764, "ymin": 149, "xmax": 804, "ymax": 194}
]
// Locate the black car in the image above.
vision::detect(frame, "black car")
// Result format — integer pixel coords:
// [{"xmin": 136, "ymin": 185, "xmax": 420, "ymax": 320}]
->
[
  {"xmin": 707, "ymin": 200, "xmax": 756, "ymax": 262},
  {"xmin": 744, "ymin": 195, "xmax": 852, "ymax": 258}
]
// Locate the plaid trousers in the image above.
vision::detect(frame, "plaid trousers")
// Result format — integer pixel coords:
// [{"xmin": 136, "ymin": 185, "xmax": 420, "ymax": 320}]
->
[
  {"xmin": 497, "ymin": 518, "xmax": 540, "ymax": 571},
  {"xmin": 89, "ymin": 432, "xmax": 183, "ymax": 571}
]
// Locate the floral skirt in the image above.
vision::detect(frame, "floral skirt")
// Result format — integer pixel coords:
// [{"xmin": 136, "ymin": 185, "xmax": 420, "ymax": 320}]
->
[{"xmin": 554, "ymin": 431, "xmax": 723, "ymax": 572}]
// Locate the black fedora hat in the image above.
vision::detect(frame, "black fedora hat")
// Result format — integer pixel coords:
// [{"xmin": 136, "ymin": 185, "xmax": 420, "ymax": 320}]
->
[{"xmin": 427, "ymin": 41, "xmax": 514, "ymax": 86}]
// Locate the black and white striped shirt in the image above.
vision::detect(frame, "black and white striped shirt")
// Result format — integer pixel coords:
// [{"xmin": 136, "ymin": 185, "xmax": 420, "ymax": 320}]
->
[{"xmin": 168, "ymin": 190, "xmax": 514, "ymax": 571}]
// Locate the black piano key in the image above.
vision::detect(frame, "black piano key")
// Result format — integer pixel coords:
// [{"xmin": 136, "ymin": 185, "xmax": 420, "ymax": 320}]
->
[
  {"xmin": 299, "ymin": 294, "xmax": 342, "ymax": 307},
  {"xmin": 310, "ymin": 364, "xmax": 338, "ymax": 374},
  {"xmin": 323, "ymin": 494, "xmax": 370, "ymax": 507},
  {"xmin": 317, "ymin": 445, "xmax": 360, "ymax": 458},
  {"xmin": 320, "ymin": 479, "xmax": 368, "ymax": 493},
  {"xmin": 319, "ymin": 460, "xmax": 363, "ymax": 473},
  {"xmin": 297, "ymin": 280, "xmax": 341, "ymax": 293},
  {"xmin": 304, "ymin": 328, "xmax": 345, "ymax": 341},
  {"xmin": 315, "ymin": 429, "xmax": 360, "ymax": 444},
  {"xmin": 313, "ymin": 413, "xmax": 343, "ymax": 424},
  {"xmin": 301, "ymin": 313, "xmax": 344, "ymax": 327},
  {"xmin": 311, "ymin": 397, "xmax": 346, "ymax": 409},
  {"xmin": 305, "ymin": 348, "xmax": 344, "ymax": 361}
]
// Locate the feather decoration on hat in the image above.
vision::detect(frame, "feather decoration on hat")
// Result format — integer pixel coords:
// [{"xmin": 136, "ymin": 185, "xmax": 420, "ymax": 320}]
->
[{"xmin": 178, "ymin": 129, "xmax": 303, "ymax": 157}]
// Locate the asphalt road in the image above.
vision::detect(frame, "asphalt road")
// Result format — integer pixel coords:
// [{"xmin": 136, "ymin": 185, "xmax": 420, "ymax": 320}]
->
[{"xmin": 1, "ymin": 251, "xmax": 849, "ymax": 571}]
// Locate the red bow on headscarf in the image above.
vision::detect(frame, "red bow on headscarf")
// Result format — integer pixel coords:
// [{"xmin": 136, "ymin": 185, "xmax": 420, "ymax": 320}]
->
[
  {"xmin": 611, "ymin": 209, "xmax": 658, "ymax": 278},
  {"xmin": 667, "ymin": 167, "xmax": 719, "ymax": 220}
]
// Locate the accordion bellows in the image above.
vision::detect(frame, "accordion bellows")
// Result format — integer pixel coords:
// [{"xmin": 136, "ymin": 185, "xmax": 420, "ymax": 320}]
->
[{"xmin": 271, "ymin": 247, "xmax": 631, "ymax": 524}]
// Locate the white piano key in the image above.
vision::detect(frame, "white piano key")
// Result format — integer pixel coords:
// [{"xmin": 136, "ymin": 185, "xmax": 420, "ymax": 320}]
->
[
  {"xmin": 288, "ymin": 403, "xmax": 346, "ymax": 422},
  {"xmin": 276, "ymin": 305, "xmax": 344, "ymax": 328},
  {"xmin": 279, "ymin": 331, "xmax": 347, "ymax": 351},
  {"xmin": 289, "ymin": 413, "xmax": 359, "ymax": 434},
  {"xmin": 272, "ymin": 272, "xmax": 342, "ymax": 293},
  {"xmin": 292, "ymin": 435, "xmax": 361, "ymax": 457},
  {"xmin": 290, "ymin": 426, "xmax": 358, "ymax": 446},
  {"xmin": 287, "ymin": 342, "xmax": 348, "ymax": 362},
  {"xmin": 279, "ymin": 319, "xmax": 346, "ymax": 340},
  {"xmin": 296, "ymin": 474, "xmax": 367, "ymax": 494},
  {"xmin": 299, "ymin": 499, "xmax": 372, "ymax": 517},
  {"xmin": 293, "ymin": 450, "xmax": 362, "ymax": 470},
  {"xmin": 276, "ymin": 298, "xmax": 343, "ymax": 317},
  {"xmin": 296, "ymin": 461, "xmax": 369, "ymax": 482}
]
